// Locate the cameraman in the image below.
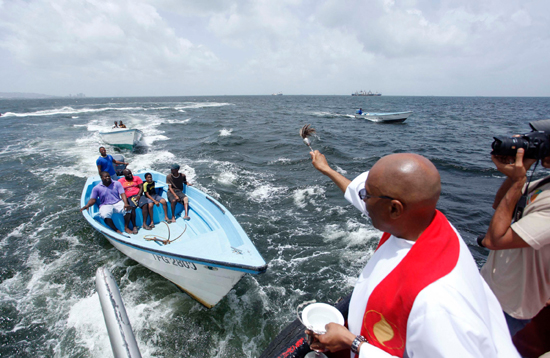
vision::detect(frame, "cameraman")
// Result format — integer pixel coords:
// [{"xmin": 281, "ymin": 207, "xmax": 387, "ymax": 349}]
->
[{"xmin": 480, "ymin": 119, "xmax": 550, "ymax": 337}]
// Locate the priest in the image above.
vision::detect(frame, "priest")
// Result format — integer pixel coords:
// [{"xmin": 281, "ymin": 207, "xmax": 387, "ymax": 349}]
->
[{"xmin": 307, "ymin": 150, "xmax": 519, "ymax": 358}]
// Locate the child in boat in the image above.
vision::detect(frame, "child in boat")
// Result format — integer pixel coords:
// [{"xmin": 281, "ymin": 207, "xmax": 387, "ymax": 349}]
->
[{"xmin": 140, "ymin": 173, "xmax": 170, "ymax": 229}]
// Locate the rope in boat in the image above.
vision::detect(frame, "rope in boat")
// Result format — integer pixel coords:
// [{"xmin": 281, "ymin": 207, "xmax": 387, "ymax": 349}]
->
[{"xmin": 143, "ymin": 221, "xmax": 187, "ymax": 245}]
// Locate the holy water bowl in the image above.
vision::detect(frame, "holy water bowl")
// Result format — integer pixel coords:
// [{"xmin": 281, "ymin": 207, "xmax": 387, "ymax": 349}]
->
[{"xmin": 302, "ymin": 303, "xmax": 345, "ymax": 334}]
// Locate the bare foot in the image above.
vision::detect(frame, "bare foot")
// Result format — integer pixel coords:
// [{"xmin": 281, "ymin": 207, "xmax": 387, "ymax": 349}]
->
[{"xmin": 125, "ymin": 228, "xmax": 133, "ymax": 234}]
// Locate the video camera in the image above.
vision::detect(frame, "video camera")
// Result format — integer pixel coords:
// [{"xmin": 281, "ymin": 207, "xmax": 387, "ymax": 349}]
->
[{"xmin": 491, "ymin": 119, "xmax": 550, "ymax": 160}]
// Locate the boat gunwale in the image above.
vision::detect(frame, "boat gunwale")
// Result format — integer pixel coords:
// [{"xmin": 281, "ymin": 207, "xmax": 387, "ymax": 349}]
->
[{"xmin": 99, "ymin": 129, "xmax": 143, "ymax": 135}]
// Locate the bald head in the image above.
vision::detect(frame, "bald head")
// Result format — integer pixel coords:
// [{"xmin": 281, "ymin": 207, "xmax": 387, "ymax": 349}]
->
[{"xmin": 369, "ymin": 153, "xmax": 441, "ymax": 209}]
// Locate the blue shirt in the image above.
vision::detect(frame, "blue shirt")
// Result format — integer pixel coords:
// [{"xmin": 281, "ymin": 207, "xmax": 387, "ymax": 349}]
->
[
  {"xmin": 96, "ymin": 155, "xmax": 116, "ymax": 176},
  {"xmin": 91, "ymin": 181, "xmax": 124, "ymax": 206}
]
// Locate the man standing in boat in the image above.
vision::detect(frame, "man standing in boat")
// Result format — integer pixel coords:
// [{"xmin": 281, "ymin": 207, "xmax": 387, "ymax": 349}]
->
[
  {"xmin": 96, "ymin": 147, "xmax": 127, "ymax": 181},
  {"xmin": 479, "ymin": 119, "xmax": 550, "ymax": 339},
  {"xmin": 166, "ymin": 164, "xmax": 192, "ymax": 222},
  {"xmin": 119, "ymin": 169, "xmax": 143, "ymax": 235},
  {"xmin": 80, "ymin": 172, "xmax": 132, "ymax": 235},
  {"xmin": 306, "ymin": 150, "xmax": 518, "ymax": 357}
]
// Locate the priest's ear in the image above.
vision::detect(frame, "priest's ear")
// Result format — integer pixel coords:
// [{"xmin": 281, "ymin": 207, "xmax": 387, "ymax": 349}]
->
[{"xmin": 389, "ymin": 200, "xmax": 404, "ymax": 219}]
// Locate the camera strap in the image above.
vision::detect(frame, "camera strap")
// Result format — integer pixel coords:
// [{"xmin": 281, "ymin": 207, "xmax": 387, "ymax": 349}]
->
[
  {"xmin": 512, "ymin": 161, "xmax": 550, "ymax": 221},
  {"xmin": 513, "ymin": 195, "xmax": 528, "ymax": 222}
]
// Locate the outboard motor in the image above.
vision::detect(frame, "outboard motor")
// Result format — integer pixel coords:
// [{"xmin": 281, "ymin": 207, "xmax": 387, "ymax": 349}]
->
[{"xmin": 112, "ymin": 154, "xmax": 127, "ymax": 176}]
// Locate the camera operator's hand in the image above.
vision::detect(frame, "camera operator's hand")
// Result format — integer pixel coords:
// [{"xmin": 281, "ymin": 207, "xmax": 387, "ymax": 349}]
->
[{"xmin": 492, "ymin": 148, "xmax": 535, "ymax": 183}]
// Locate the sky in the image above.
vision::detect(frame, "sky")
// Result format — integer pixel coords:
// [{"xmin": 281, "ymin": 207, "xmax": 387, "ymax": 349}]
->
[{"xmin": 0, "ymin": 0, "xmax": 549, "ymax": 97}]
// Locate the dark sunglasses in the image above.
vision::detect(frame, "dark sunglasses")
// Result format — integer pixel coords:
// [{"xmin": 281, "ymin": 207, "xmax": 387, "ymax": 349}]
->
[{"xmin": 358, "ymin": 188, "xmax": 395, "ymax": 201}]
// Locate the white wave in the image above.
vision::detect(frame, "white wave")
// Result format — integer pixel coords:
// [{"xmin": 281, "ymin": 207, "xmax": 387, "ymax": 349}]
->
[
  {"xmin": 308, "ymin": 111, "xmax": 348, "ymax": 118},
  {"xmin": 268, "ymin": 158, "xmax": 292, "ymax": 165},
  {"xmin": 216, "ymin": 171, "xmax": 238, "ymax": 186},
  {"xmin": 219, "ymin": 128, "xmax": 232, "ymax": 137},
  {"xmin": 335, "ymin": 165, "xmax": 347, "ymax": 175},
  {"xmin": 65, "ymin": 293, "xmax": 113, "ymax": 357},
  {"xmin": 293, "ymin": 186, "xmax": 326, "ymax": 208},
  {"xmin": 3, "ymin": 106, "xmax": 145, "ymax": 118},
  {"xmin": 128, "ymin": 151, "xmax": 177, "ymax": 173},
  {"xmin": 139, "ymin": 134, "xmax": 169, "ymax": 146},
  {"xmin": 164, "ymin": 118, "xmax": 191, "ymax": 124},
  {"xmin": 248, "ymin": 184, "xmax": 287, "ymax": 202},
  {"xmin": 174, "ymin": 102, "xmax": 233, "ymax": 110}
]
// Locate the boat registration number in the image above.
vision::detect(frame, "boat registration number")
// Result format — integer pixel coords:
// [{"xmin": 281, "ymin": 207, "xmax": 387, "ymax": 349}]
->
[{"xmin": 152, "ymin": 254, "xmax": 197, "ymax": 270}]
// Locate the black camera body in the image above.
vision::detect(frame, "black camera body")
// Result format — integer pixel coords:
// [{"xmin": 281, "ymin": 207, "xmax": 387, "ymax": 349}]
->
[{"xmin": 491, "ymin": 119, "xmax": 550, "ymax": 160}]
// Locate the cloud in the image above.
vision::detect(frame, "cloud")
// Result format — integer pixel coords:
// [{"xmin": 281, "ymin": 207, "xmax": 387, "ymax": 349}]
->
[
  {"xmin": 0, "ymin": 0, "xmax": 221, "ymax": 94},
  {"xmin": 0, "ymin": 0, "xmax": 549, "ymax": 96}
]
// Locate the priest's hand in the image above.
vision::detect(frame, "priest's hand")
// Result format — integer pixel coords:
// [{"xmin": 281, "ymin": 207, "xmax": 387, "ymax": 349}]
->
[
  {"xmin": 308, "ymin": 323, "xmax": 356, "ymax": 352},
  {"xmin": 310, "ymin": 150, "xmax": 332, "ymax": 175}
]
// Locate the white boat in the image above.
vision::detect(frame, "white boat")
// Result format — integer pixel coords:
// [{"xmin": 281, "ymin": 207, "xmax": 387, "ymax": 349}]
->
[
  {"xmin": 355, "ymin": 111, "xmax": 412, "ymax": 123},
  {"xmin": 81, "ymin": 170, "xmax": 267, "ymax": 308},
  {"xmin": 99, "ymin": 128, "xmax": 143, "ymax": 150}
]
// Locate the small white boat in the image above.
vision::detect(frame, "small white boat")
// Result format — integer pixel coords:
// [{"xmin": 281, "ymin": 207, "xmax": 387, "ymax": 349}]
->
[
  {"xmin": 99, "ymin": 128, "xmax": 143, "ymax": 150},
  {"xmin": 355, "ymin": 111, "xmax": 412, "ymax": 123},
  {"xmin": 81, "ymin": 170, "xmax": 267, "ymax": 308}
]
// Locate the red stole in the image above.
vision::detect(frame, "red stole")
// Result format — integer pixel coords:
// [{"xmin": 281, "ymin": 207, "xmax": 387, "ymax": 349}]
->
[{"xmin": 359, "ymin": 210, "xmax": 460, "ymax": 357}]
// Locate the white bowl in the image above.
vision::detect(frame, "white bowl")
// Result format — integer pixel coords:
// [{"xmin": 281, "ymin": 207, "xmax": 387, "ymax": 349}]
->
[{"xmin": 302, "ymin": 303, "xmax": 345, "ymax": 334}]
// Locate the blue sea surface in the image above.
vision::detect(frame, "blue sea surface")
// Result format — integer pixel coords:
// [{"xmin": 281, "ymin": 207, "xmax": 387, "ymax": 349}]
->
[{"xmin": 0, "ymin": 95, "xmax": 549, "ymax": 357}]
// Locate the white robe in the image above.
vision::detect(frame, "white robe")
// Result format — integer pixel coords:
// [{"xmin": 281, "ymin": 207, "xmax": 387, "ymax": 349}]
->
[{"xmin": 344, "ymin": 172, "xmax": 519, "ymax": 358}]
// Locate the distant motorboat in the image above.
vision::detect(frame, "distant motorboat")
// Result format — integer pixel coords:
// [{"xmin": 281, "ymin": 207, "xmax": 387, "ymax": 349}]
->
[
  {"xmin": 272, "ymin": 92, "xmax": 283, "ymax": 95},
  {"xmin": 355, "ymin": 111, "xmax": 412, "ymax": 123},
  {"xmin": 352, "ymin": 90, "xmax": 381, "ymax": 96},
  {"xmin": 81, "ymin": 170, "xmax": 267, "ymax": 308},
  {"xmin": 99, "ymin": 128, "xmax": 143, "ymax": 150}
]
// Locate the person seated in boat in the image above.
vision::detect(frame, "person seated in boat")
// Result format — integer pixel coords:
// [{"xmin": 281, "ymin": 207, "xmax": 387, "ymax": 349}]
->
[
  {"xmin": 96, "ymin": 147, "xmax": 127, "ymax": 181},
  {"xmin": 306, "ymin": 150, "xmax": 519, "ymax": 358},
  {"xmin": 118, "ymin": 120, "xmax": 127, "ymax": 128},
  {"xmin": 118, "ymin": 169, "xmax": 143, "ymax": 235},
  {"xmin": 356, "ymin": 108, "xmax": 362, "ymax": 115},
  {"xmin": 112, "ymin": 121, "xmax": 119, "ymax": 129},
  {"xmin": 139, "ymin": 172, "xmax": 170, "ymax": 229},
  {"xmin": 166, "ymin": 164, "xmax": 192, "ymax": 222},
  {"xmin": 80, "ymin": 172, "xmax": 132, "ymax": 234}
]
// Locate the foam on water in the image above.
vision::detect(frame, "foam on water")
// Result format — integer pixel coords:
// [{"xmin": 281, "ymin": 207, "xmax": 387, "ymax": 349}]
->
[
  {"xmin": 293, "ymin": 186, "xmax": 325, "ymax": 209},
  {"xmin": 163, "ymin": 118, "xmax": 191, "ymax": 124},
  {"xmin": 219, "ymin": 128, "xmax": 233, "ymax": 137},
  {"xmin": 308, "ymin": 111, "xmax": 350, "ymax": 118},
  {"xmin": 174, "ymin": 102, "xmax": 233, "ymax": 110},
  {"xmin": 268, "ymin": 158, "xmax": 292, "ymax": 165},
  {"xmin": 248, "ymin": 184, "xmax": 288, "ymax": 203},
  {"xmin": 2, "ymin": 106, "xmax": 145, "ymax": 118},
  {"xmin": 216, "ymin": 170, "xmax": 238, "ymax": 186}
]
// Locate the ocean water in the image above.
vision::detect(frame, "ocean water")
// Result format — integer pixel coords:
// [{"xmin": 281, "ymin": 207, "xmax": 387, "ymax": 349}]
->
[{"xmin": 0, "ymin": 95, "xmax": 549, "ymax": 357}]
